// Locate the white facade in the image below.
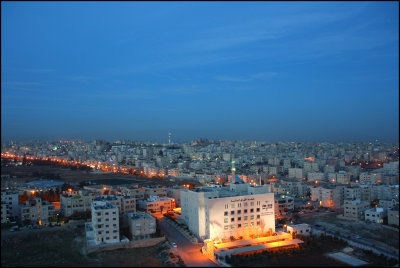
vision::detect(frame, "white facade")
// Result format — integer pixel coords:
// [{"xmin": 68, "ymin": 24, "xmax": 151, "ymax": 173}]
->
[
  {"xmin": 287, "ymin": 224, "xmax": 311, "ymax": 236},
  {"xmin": 1, "ymin": 190, "xmax": 20, "ymax": 219},
  {"xmin": 60, "ymin": 191, "xmax": 94, "ymax": 217},
  {"xmin": 91, "ymin": 201, "xmax": 120, "ymax": 244},
  {"xmin": 181, "ymin": 183, "xmax": 275, "ymax": 241},
  {"xmin": 360, "ymin": 173, "xmax": 383, "ymax": 185}
]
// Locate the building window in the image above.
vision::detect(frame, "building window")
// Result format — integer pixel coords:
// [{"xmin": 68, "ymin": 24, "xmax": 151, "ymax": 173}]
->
[
  {"xmin": 244, "ymin": 216, "xmax": 248, "ymax": 220},
  {"xmin": 113, "ymin": 236, "xmax": 117, "ymax": 239},
  {"xmin": 237, "ymin": 210, "xmax": 241, "ymax": 214},
  {"xmin": 244, "ymin": 223, "xmax": 248, "ymax": 227},
  {"xmin": 257, "ymin": 221, "xmax": 260, "ymax": 225},
  {"xmin": 250, "ymin": 215, "xmax": 254, "ymax": 220},
  {"xmin": 250, "ymin": 208, "xmax": 254, "ymax": 213},
  {"xmin": 231, "ymin": 211, "xmax": 235, "ymax": 215},
  {"xmin": 244, "ymin": 202, "xmax": 248, "ymax": 207},
  {"xmin": 231, "ymin": 204, "xmax": 235, "ymax": 209},
  {"xmin": 250, "ymin": 202, "xmax": 254, "ymax": 206},
  {"xmin": 224, "ymin": 225, "xmax": 228, "ymax": 230},
  {"xmin": 224, "ymin": 211, "xmax": 228, "ymax": 216},
  {"xmin": 231, "ymin": 224, "xmax": 236, "ymax": 229},
  {"xmin": 238, "ymin": 224, "xmax": 241, "ymax": 228},
  {"xmin": 224, "ymin": 218, "xmax": 228, "ymax": 223},
  {"xmin": 244, "ymin": 209, "xmax": 248, "ymax": 214},
  {"xmin": 251, "ymin": 222, "xmax": 254, "ymax": 226},
  {"xmin": 256, "ymin": 208, "xmax": 260, "ymax": 212},
  {"xmin": 231, "ymin": 218, "xmax": 235, "ymax": 222},
  {"xmin": 238, "ymin": 217, "xmax": 241, "ymax": 221},
  {"xmin": 257, "ymin": 215, "xmax": 260, "ymax": 219}
]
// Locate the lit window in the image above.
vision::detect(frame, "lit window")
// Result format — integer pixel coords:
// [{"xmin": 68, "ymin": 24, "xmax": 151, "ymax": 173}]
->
[
  {"xmin": 244, "ymin": 223, "xmax": 248, "ymax": 227},
  {"xmin": 250, "ymin": 215, "xmax": 254, "ymax": 220},
  {"xmin": 244, "ymin": 216, "xmax": 248, "ymax": 220},
  {"xmin": 231, "ymin": 224, "xmax": 236, "ymax": 229},
  {"xmin": 224, "ymin": 225, "xmax": 228, "ymax": 230},
  {"xmin": 251, "ymin": 222, "xmax": 254, "ymax": 226},
  {"xmin": 224, "ymin": 218, "xmax": 228, "ymax": 223}
]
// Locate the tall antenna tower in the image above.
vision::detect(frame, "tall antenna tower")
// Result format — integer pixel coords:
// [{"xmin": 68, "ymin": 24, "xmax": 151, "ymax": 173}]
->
[{"xmin": 168, "ymin": 132, "xmax": 172, "ymax": 145}]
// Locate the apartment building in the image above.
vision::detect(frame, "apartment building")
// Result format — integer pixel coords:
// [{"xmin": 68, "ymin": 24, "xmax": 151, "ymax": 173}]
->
[
  {"xmin": 274, "ymin": 194, "xmax": 294, "ymax": 218},
  {"xmin": 343, "ymin": 199, "xmax": 370, "ymax": 221},
  {"xmin": 125, "ymin": 211, "xmax": 156, "ymax": 238},
  {"xmin": 20, "ymin": 197, "xmax": 55, "ymax": 226},
  {"xmin": 1, "ymin": 190, "xmax": 20, "ymax": 220},
  {"xmin": 181, "ymin": 181, "xmax": 275, "ymax": 241},
  {"xmin": 137, "ymin": 196, "xmax": 175, "ymax": 213},
  {"xmin": 91, "ymin": 201, "xmax": 120, "ymax": 244},
  {"xmin": 60, "ymin": 190, "xmax": 94, "ymax": 217}
]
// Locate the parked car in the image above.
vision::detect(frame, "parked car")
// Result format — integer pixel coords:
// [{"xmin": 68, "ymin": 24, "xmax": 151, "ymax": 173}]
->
[{"xmin": 171, "ymin": 242, "xmax": 177, "ymax": 248}]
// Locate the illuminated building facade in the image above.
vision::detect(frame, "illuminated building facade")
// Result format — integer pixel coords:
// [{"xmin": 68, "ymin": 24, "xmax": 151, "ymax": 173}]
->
[{"xmin": 182, "ymin": 183, "xmax": 275, "ymax": 241}]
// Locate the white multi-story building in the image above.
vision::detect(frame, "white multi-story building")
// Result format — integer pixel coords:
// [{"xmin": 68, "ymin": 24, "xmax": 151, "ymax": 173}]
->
[
  {"xmin": 343, "ymin": 199, "xmax": 370, "ymax": 221},
  {"xmin": 1, "ymin": 190, "xmax": 20, "ymax": 220},
  {"xmin": 91, "ymin": 201, "xmax": 120, "ymax": 244},
  {"xmin": 60, "ymin": 190, "xmax": 94, "ymax": 217},
  {"xmin": 20, "ymin": 197, "xmax": 55, "ymax": 226},
  {"xmin": 364, "ymin": 207, "xmax": 387, "ymax": 224},
  {"xmin": 360, "ymin": 173, "xmax": 383, "ymax": 185},
  {"xmin": 336, "ymin": 171, "xmax": 351, "ymax": 184},
  {"xmin": 181, "ymin": 179, "xmax": 275, "ymax": 241}
]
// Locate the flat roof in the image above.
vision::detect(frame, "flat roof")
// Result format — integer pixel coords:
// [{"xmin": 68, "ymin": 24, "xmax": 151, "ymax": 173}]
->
[
  {"xmin": 215, "ymin": 239, "xmax": 303, "ymax": 255},
  {"xmin": 327, "ymin": 252, "xmax": 369, "ymax": 266}
]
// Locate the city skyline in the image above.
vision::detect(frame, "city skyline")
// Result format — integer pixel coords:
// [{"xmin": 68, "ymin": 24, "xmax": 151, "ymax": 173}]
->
[{"xmin": 1, "ymin": 2, "xmax": 399, "ymax": 142}]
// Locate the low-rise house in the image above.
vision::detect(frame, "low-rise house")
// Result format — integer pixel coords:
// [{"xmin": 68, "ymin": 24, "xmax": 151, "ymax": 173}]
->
[
  {"xmin": 287, "ymin": 224, "xmax": 311, "ymax": 236},
  {"xmin": 343, "ymin": 199, "xmax": 370, "ymax": 221},
  {"xmin": 365, "ymin": 207, "xmax": 387, "ymax": 224}
]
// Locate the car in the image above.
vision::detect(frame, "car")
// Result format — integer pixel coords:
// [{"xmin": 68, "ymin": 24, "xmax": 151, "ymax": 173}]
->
[{"xmin": 171, "ymin": 242, "xmax": 177, "ymax": 248}]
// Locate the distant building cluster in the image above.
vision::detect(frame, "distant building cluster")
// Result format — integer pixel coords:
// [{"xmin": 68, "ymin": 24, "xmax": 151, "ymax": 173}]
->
[{"xmin": 1, "ymin": 139, "xmax": 399, "ymax": 247}]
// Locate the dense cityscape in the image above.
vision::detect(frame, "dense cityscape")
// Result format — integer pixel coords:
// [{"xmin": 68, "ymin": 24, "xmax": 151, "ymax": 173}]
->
[
  {"xmin": 2, "ymin": 1, "xmax": 399, "ymax": 267},
  {"xmin": 1, "ymin": 138, "xmax": 399, "ymax": 266}
]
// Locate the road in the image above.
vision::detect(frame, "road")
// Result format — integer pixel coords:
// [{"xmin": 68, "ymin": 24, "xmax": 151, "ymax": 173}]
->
[
  {"xmin": 158, "ymin": 217, "xmax": 219, "ymax": 267},
  {"xmin": 310, "ymin": 225, "xmax": 399, "ymax": 261}
]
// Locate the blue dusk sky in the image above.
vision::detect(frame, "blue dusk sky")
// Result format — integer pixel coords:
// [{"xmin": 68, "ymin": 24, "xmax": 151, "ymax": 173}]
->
[{"xmin": 1, "ymin": 1, "xmax": 399, "ymax": 143}]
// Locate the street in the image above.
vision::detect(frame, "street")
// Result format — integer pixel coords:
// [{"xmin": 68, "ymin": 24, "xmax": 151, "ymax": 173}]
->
[{"xmin": 158, "ymin": 217, "xmax": 219, "ymax": 267}]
